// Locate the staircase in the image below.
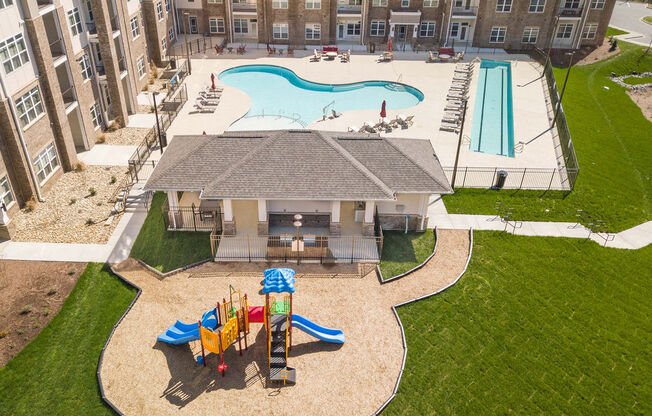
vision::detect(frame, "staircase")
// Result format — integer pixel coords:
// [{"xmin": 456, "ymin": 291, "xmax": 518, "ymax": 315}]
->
[{"xmin": 268, "ymin": 314, "xmax": 296, "ymax": 384}]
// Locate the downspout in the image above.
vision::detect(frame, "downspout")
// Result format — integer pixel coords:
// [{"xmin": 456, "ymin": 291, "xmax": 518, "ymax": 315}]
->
[
  {"xmin": 0, "ymin": 76, "xmax": 44, "ymax": 202},
  {"xmin": 574, "ymin": 0, "xmax": 589, "ymax": 50},
  {"xmin": 228, "ymin": 0, "xmax": 235, "ymax": 45},
  {"xmin": 444, "ymin": 0, "xmax": 453, "ymax": 47},
  {"xmin": 361, "ymin": 0, "xmax": 366, "ymax": 46},
  {"xmin": 172, "ymin": 0, "xmax": 179, "ymax": 42},
  {"xmin": 438, "ymin": 5, "xmax": 445, "ymax": 45}
]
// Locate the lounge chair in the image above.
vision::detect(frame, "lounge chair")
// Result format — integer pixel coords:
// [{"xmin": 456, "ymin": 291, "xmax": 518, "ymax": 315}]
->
[
  {"xmin": 332, "ymin": 109, "xmax": 342, "ymax": 118},
  {"xmin": 347, "ymin": 125, "xmax": 360, "ymax": 133},
  {"xmin": 397, "ymin": 115, "xmax": 414, "ymax": 128},
  {"xmin": 440, "ymin": 123, "xmax": 460, "ymax": 133},
  {"xmin": 442, "ymin": 115, "xmax": 460, "ymax": 124},
  {"xmin": 194, "ymin": 101, "xmax": 216, "ymax": 113},
  {"xmin": 379, "ymin": 51, "xmax": 394, "ymax": 62},
  {"xmin": 310, "ymin": 49, "xmax": 321, "ymax": 62},
  {"xmin": 363, "ymin": 121, "xmax": 377, "ymax": 133},
  {"xmin": 426, "ymin": 51, "xmax": 439, "ymax": 63},
  {"xmin": 450, "ymin": 84, "xmax": 469, "ymax": 91}
]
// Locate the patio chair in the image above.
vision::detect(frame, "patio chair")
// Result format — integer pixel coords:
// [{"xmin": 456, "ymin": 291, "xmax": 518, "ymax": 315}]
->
[
  {"xmin": 440, "ymin": 122, "xmax": 460, "ymax": 133},
  {"xmin": 397, "ymin": 115, "xmax": 414, "ymax": 128},
  {"xmin": 363, "ymin": 121, "xmax": 377, "ymax": 133},
  {"xmin": 310, "ymin": 49, "xmax": 321, "ymax": 62},
  {"xmin": 442, "ymin": 115, "xmax": 460, "ymax": 124},
  {"xmin": 426, "ymin": 50, "xmax": 439, "ymax": 63},
  {"xmin": 194, "ymin": 101, "xmax": 216, "ymax": 113},
  {"xmin": 332, "ymin": 109, "xmax": 342, "ymax": 118},
  {"xmin": 347, "ymin": 125, "xmax": 361, "ymax": 133},
  {"xmin": 287, "ymin": 46, "xmax": 295, "ymax": 56},
  {"xmin": 237, "ymin": 44, "xmax": 246, "ymax": 54},
  {"xmin": 451, "ymin": 53, "xmax": 463, "ymax": 63}
]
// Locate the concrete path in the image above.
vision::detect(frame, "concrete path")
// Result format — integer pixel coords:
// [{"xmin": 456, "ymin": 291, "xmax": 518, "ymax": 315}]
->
[
  {"xmin": 610, "ymin": 1, "xmax": 652, "ymax": 46},
  {"xmin": 127, "ymin": 113, "xmax": 157, "ymax": 129},
  {"xmin": 77, "ymin": 144, "xmax": 138, "ymax": 166}
]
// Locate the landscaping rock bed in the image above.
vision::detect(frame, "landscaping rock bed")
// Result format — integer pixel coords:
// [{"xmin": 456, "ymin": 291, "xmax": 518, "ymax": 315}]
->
[
  {"xmin": 99, "ymin": 127, "xmax": 150, "ymax": 146},
  {"xmin": 611, "ymin": 71, "xmax": 652, "ymax": 90},
  {"xmin": 11, "ymin": 166, "xmax": 126, "ymax": 244},
  {"xmin": 627, "ymin": 88, "xmax": 652, "ymax": 121}
]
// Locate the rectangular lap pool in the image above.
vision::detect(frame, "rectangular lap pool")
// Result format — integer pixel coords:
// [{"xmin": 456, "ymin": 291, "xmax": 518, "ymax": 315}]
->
[{"xmin": 470, "ymin": 60, "xmax": 515, "ymax": 158}]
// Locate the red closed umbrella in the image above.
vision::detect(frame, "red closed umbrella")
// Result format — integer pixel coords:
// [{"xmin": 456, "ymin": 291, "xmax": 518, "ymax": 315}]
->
[
  {"xmin": 210, "ymin": 73, "xmax": 216, "ymax": 90},
  {"xmin": 387, "ymin": 37, "xmax": 392, "ymax": 52},
  {"xmin": 380, "ymin": 100, "xmax": 387, "ymax": 118}
]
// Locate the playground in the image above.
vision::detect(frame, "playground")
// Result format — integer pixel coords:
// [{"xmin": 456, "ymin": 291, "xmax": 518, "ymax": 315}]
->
[{"xmin": 100, "ymin": 229, "xmax": 470, "ymax": 415}]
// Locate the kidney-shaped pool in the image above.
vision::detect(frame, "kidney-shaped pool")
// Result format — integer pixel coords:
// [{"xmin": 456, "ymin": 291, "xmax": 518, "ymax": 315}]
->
[{"xmin": 218, "ymin": 65, "xmax": 424, "ymax": 128}]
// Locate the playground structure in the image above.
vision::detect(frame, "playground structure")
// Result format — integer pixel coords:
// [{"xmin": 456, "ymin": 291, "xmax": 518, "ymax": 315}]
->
[{"xmin": 157, "ymin": 268, "xmax": 344, "ymax": 385}]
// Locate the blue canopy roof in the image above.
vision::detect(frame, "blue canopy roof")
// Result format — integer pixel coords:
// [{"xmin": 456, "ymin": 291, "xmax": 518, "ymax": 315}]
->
[{"xmin": 262, "ymin": 268, "xmax": 296, "ymax": 294}]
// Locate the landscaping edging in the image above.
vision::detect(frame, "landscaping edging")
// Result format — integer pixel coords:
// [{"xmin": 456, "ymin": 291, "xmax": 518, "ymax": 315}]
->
[
  {"xmin": 97, "ymin": 266, "xmax": 143, "ymax": 416},
  {"xmin": 374, "ymin": 228, "xmax": 474, "ymax": 415},
  {"xmin": 135, "ymin": 258, "xmax": 213, "ymax": 279},
  {"xmin": 376, "ymin": 228, "xmax": 439, "ymax": 284}
]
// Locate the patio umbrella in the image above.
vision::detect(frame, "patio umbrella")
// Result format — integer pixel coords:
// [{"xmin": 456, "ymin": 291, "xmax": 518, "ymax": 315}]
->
[
  {"xmin": 380, "ymin": 100, "xmax": 387, "ymax": 119},
  {"xmin": 210, "ymin": 73, "xmax": 216, "ymax": 90},
  {"xmin": 387, "ymin": 37, "xmax": 392, "ymax": 52}
]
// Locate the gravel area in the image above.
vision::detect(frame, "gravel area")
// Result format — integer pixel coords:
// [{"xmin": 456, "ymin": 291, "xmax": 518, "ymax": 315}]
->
[
  {"xmin": 99, "ymin": 127, "xmax": 150, "ymax": 146},
  {"xmin": 628, "ymin": 88, "xmax": 652, "ymax": 122},
  {"xmin": 11, "ymin": 166, "xmax": 126, "ymax": 244},
  {"xmin": 101, "ymin": 229, "xmax": 471, "ymax": 415}
]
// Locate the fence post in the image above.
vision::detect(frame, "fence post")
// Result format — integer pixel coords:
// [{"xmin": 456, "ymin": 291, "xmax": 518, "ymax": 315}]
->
[
  {"xmin": 519, "ymin": 168, "xmax": 527, "ymax": 189},
  {"xmin": 247, "ymin": 235, "xmax": 251, "ymax": 262},
  {"xmin": 547, "ymin": 169, "xmax": 555, "ymax": 190},
  {"xmin": 462, "ymin": 167, "xmax": 468, "ymax": 187},
  {"xmin": 192, "ymin": 204, "xmax": 197, "ymax": 231},
  {"xmin": 491, "ymin": 167, "xmax": 498, "ymax": 187},
  {"xmin": 350, "ymin": 237, "xmax": 355, "ymax": 264}
]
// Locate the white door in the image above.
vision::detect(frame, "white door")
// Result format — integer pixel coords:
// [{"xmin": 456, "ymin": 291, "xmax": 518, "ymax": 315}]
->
[
  {"xmin": 338, "ymin": 24, "xmax": 344, "ymax": 40},
  {"xmin": 189, "ymin": 17, "xmax": 198, "ymax": 34}
]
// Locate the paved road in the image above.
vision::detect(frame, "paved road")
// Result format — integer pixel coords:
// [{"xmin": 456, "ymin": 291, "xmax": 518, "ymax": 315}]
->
[{"xmin": 610, "ymin": 1, "xmax": 652, "ymax": 46}]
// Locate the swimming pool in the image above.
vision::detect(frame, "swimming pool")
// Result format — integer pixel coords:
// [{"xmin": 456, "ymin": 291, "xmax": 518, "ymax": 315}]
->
[
  {"xmin": 219, "ymin": 65, "xmax": 423, "ymax": 128},
  {"xmin": 470, "ymin": 60, "xmax": 515, "ymax": 158}
]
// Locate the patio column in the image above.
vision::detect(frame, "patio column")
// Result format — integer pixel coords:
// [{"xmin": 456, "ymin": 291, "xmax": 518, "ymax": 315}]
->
[
  {"xmin": 167, "ymin": 191, "xmax": 179, "ymax": 229},
  {"xmin": 257, "ymin": 199, "xmax": 268, "ymax": 235},
  {"xmin": 223, "ymin": 199, "xmax": 236, "ymax": 235},
  {"xmin": 362, "ymin": 201, "xmax": 375, "ymax": 236},
  {"xmin": 329, "ymin": 201, "xmax": 341, "ymax": 235}
]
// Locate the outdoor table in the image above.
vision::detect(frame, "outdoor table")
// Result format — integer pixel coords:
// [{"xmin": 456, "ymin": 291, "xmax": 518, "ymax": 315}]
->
[
  {"xmin": 439, "ymin": 54, "xmax": 450, "ymax": 62},
  {"xmin": 326, "ymin": 51, "xmax": 338, "ymax": 59},
  {"xmin": 227, "ymin": 47, "xmax": 233, "ymax": 54}
]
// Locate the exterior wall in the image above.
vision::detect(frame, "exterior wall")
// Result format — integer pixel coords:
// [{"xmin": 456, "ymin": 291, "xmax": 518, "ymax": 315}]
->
[
  {"xmin": 142, "ymin": 0, "xmax": 178, "ymax": 65},
  {"xmin": 121, "ymin": 4, "xmax": 150, "ymax": 98},
  {"xmin": 267, "ymin": 200, "xmax": 332, "ymax": 213}
]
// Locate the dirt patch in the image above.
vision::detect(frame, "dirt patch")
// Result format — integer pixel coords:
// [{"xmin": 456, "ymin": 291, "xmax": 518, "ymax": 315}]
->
[
  {"xmin": 575, "ymin": 41, "xmax": 620, "ymax": 66},
  {"xmin": 627, "ymin": 88, "xmax": 652, "ymax": 121},
  {"xmin": 11, "ymin": 166, "xmax": 125, "ymax": 244},
  {"xmin": 99, "ymin": 127, "xmax": 150, "ymax": 146},
  {"xmin": 0, "ymin": 260, "xmax": 85, "ymax": 367}
]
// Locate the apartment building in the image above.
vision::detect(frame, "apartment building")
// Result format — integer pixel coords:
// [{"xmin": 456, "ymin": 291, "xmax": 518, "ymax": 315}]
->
[
  {"xmin": 0, "ymin": 0, "xmax": 151, "ymax": 238},
  {"xmin": 166, "ymin": 0, "xmax": 615, "ymax": 52}
]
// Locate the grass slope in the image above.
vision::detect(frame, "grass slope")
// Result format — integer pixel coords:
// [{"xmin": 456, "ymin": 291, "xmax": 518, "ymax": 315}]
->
[
  {"xmin": 379, "ymin": 231, "xmax": 436, "ymax": 280},
  {"xmin": 385, "ymin": 232, "xmax": 652, "ymax": 415},
  {"xmin": 623, "ymin": 75, "xmax": 652, "ymax": 85},
  {"xmin": 130, "ymin": 192, "xmax": 212, "ymax": 272},
  {"xmin": 0, "ymin": 263, "xmax": 136, "ymax": 416},
  {"xmin": 606, "ymin": 27, "xmax": 629, "ymax": 37},
  {"xmin": 443, "ymin": 42, "xmax": 652, "ymax": 231}
]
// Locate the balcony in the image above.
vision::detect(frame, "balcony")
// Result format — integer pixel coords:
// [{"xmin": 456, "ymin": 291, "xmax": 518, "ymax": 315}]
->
[
  {"xmin": 232, "ymin": 0, "xmax": 257, "ymax": 12},
  {"xmin": 61, "ymin": 87, "xmax": 78, "ymax": 113},
  {"xmin": 110, "ymin": 15, "xmax": 120, "ymax": 33},
  {"xmin": 338, "ymin": 4, "xmax": 362, "ymax": 15},
  {"xmin": 558, "ymin": 6, "xmax": 583, "ymax": 18},
  {"xmin": 451, "ymin": 6, "xmax": 477, "ymax": 17},
  {"xmin": 87, "ymin": 21, "xmax": 97, "ymax": 35},
  {"xmin": 49, "ymin": 38, "xmax": 66, "ymax": 60}
]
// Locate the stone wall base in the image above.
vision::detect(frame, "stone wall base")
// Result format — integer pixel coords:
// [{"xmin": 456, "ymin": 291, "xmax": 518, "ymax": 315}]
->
[
  {"xmin": 329, "ymin": 222, "xmax": 341, "ymax": 236},
  {"xmin": 257, "ymin": 221, "xmax": 268, "ymax": 235},
  {"xmin": 362, "ymin": 222, "xmax": 375, "ymax": 236},
  {"xmin": 223, "ymin": 220, "xmax": 236, "ymax": 235}
]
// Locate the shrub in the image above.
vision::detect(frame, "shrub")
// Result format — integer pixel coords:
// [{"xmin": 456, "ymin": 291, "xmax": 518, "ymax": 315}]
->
[
  {"xmin": 95, "ymin": 134, "xmax": 106, "ymax": 144},
  {"xmin": 88, "ymin": 187, "xmax": 97, "ymax": 196},
  {"xmin": 150, "ymin": 63, "xmax": 159, "ymax": 78},
  {"xmin": 9, "ymin": 343, "xmax": 15, "ymax": 349},
  {"xmin": 25, "ymin": 197, "xmax": 37, "ymax": 212},
  {"xmin": 85, "ymin": 218, "xmax": 95, "ymax": 226},
  {"xmin": 47, "ymin": 287, "xmax": 57, "ymax": 296},
  {"xmin": 148, "ymin": 77, "xmax": 155, "ymax": 85},
  {"xmin": 110, "ymin": 175, "xmax": 117, "ymax": 184},
  {"xmin": 107, "ymin": 122, "xmax": 119, "ymax": 132},
  {"xmin": 17, "ymin": 329, "xmax": 23, "ymax": 335},
  {"xmin": 73, "ymin": 162, "xmax": 86, "ymax": 172},
  {"xmin": 43, "ymin": 309, "xmax": 51, "ymax": 317},
  {"xmin": 69, "ymin": 198, "xmax": 77, "ymax": 205},
  {"xmin": 33, "ymin": 323, "xmax": 39, "ymax": 329},
  {"xmin": 0, "ymin": 330, "xmax": 8, "ymax": 339},
  {"xmin": 67, "ymin": 268, "xmax": 76, "ymax": 275},
  {"xmin": 141, "ymin": 84, "xmax": 149, "ymax": 92},
  {"xmin": 20, "ymin": 305, "xmax": 32, "ymax": 315}
]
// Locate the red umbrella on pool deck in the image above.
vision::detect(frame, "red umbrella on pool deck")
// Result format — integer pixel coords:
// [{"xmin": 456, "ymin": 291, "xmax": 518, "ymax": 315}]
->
[
  {"xmin": 380, "ymin": 100, "xmax": 387, "ymax": 119},
  {"xmin": 387, "ymin": 37, "xmax": 392, "ymax": 52},
  {"xmin": 210, "ymin": 73, "xmax": 216, "ymax": 90}
]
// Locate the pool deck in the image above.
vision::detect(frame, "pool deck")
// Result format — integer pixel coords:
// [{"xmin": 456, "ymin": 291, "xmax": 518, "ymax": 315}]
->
[{"xmin": 166, "ymin": 53, "xmax": 559, "ymax": 183}]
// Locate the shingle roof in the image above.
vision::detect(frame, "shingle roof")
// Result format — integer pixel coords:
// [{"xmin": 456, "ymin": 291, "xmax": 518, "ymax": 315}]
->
[{"xmin": 145, "ymin": 130, "xmax": 452, "ymax": 200}]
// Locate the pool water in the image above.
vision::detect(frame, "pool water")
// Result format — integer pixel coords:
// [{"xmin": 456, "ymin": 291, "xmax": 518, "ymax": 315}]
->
[
  {"xmin": 219, "ymin": 65, "xmax": 423, "ymax": 128},
  {"xmin": 470, "ymin": 60, "xmax": 515, "ymax": 157}
]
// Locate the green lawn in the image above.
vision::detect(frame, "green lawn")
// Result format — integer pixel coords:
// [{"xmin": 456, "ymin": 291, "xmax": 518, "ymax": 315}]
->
[
  {"xmin": 0, "ymin": 263, "xmax": 136, "ymax": 416},
  {"xmin": 130, "ymin": 192, "xmax": 212, "ymax": 272},
  {"xmin": 623, "ymin": 75, "xmax": 652, "ymax": 85},
  {"xmin": 643, "ymin": 16, "xmax": 652, "ymax": 24},
  {"xmin": 444, "ymin": 42, "xmax": 652, "ymax": 231},
  {"xmin": 385, "ymin": 232, "xmax": 652, "ymax": 415},
  {"xmin": 606, "ymin": 27, "xmax": 629, "ymax": 37},
  {"xmin": 379, "ymin": 231, "xmax": 436, "ymax": 280}
]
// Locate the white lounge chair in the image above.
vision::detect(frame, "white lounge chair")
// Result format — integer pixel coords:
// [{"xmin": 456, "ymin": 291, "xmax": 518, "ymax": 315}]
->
[
  {"xmin": 363, "ymin": 121, "xmax": 377, "ymax": 133},
  {"xmin": 332, "ymin": 109, "xmax": 342, "ymax": 118},
  {"xmin": 426, "ymin": 51, "xmax": 439, "ymax": 63},
  {"xmin": 440, "ymin": 123, "xmax": 460, "ymax": 133},
  {"xmin": 397, "ymin": 115, "xmax": 414, "ymax": 127},
  {"xmin": 194, "ymin": 101, "xmax": 216, "ymax": 113},
  {"xmin": 347, "ymin": 125, "xmax": 360, "ymax": 132},
  {"xmin": 310, "ymin": 49, "xmax": 321, "ymax": 62}
]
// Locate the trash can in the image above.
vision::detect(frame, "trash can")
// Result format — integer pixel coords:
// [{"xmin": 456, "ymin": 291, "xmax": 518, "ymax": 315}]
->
[
  {"xmin": 169, "ymin": 58, "xmax": 176, "ymax": 70},
  {"xmin": 160, "ymin": 132, "xmax": 168, "ymax": 148},
  {"xmin": 369, "ymin": 42, "xmax": 375, "ymax": 53},
  {"xmin": 494, "ymin": 170, "xmax": 508, "ymax": 189}
]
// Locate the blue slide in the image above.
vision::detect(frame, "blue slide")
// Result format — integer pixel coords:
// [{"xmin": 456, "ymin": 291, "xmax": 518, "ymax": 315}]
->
[
  {"xmin": 157, "ymin": 308, "xmax": 218, "ymax": 345},
  {"xmin": 291, "ymin": 314, "xmax": 345, "ymax": 344}
]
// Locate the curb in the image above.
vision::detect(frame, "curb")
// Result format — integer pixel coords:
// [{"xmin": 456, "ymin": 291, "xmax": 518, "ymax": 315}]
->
[
  {"xmin": 374, "ymin": 228, "xmax": 474, "ymax": 415},
  {"xmin": 97, "ymin": 265, "xmax": 143, "ymax": 416},
  {"xmin": 135, "ymin": 258, "xmax": 212, "ymax": 279},
  {"xmin": 376, "ymin": 228, "xmax": 439, "ymax": 284}
]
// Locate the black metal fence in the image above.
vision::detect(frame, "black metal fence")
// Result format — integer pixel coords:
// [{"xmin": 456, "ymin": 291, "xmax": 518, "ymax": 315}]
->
[
  {"xmin": 162, "ymin": 201, "xmax": 223, "ymax": 232},
  {"xmin": 444, "ymin": 166, "xmax": 569, "ymax": 190},
  {"xmin": 166, "ymin": 36, "xmax": 226, "ymax": 60}
]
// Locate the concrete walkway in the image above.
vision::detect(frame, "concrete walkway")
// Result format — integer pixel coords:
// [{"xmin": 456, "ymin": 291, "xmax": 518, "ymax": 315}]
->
[
  {"xmin": 127, "ymin": 113, "xmax": 157, "ymax": 129},
  {"xmin": 610, "ymin": 1, "xmax": 652, "ymax": 46},
  {"xmin": 77, "ymin": 144, "xmax": 138, "ymax": 166}
]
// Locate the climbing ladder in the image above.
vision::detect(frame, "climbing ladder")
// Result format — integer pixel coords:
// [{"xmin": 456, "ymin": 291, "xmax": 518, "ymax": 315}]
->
[{"xmin": 268, "ymin": 313, "xmax": 296, "ymax": 384}]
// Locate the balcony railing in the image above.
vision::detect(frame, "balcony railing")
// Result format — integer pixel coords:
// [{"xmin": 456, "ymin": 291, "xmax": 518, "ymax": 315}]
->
[
  {"xmin": 232, "ymin": 1, "xmax": 257, "ymax": 11},
  {"xmin": 87, "ymin": 21, "xmax": 97, "ymax": 35},
  {"xmin": 36, "ymin": 0, "xmax": 54, "ymax": 7},
  {"xmin": 162, "ymin": 202, "xmax": 223, "ymax": 232},
  {"xmin": 117, "ymin": 56, "xmax": 127, "ymax": 72},
  {"xmin": 558, "ymin": 6, "xmax": 583, "ymax": 17},
  {"xmin": 49, "ymin": 38, "xmax": 65, "ymax": 59},
  {"xmin": 110, "ymin": 14, "xmax": 120, "ymax": 32},
  {"xmin": 95, "ymin": 63, "xmax": 106, "ymax": 76},
  {"xmin": 452, "ymin": 6, "xmax": 478, "ymax": 16},
  {"xmin": 61, "ymin": 87, "xmax": 77, "ymax": 107},
  {"xmin": 338, "ymin": 4, "xmax": 362, "ymax": 13}
]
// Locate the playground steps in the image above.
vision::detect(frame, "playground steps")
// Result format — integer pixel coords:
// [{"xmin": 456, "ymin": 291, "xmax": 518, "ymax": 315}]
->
[
  {"xmin": 269, "ymin": 366, "xmax": 296, "ymax": 384},
  {"xmin": 268, "ymin": 313, "xmax": 295, "ymax": 384}
]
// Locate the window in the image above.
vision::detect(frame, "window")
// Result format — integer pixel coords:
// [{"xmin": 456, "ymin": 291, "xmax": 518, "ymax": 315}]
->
[
  {"xmin": 0, "ymin": 33, "xmax": 29, "ymax": 74},
  {"xmin": 419, "ymin": 22, "xmax": 435, "ymax": 37},
  {"xmin": 86, "ymin": 0, "xmax": 94, "ymax": 22},
  {"xmin": 583, "ymin": 23, "xmax": 598, "ymax": 39},
  {"xmin": 490, "ymin": 26, "xmax": 507, "ymax": 43},
  {"xmin": 401, "ymin": 0, "xmax": 409, "ymax": 7},
  {"xmin": 372, "ymin": 0, "xmax": 387, "ymax": 5},
  {"xmin": 562, "ymin": 0, "xmax": 580, "ymax": 8},
  {"xmin": 208, "ymin": 0, "xmax": 223, "ymax": 2},
  {"xmin": 273, "ymin": 23, "xmax": 289, "ymax": 39},
  {"xmin": 130, "ymin": 16, "xmax": 140, "ymax": 39},
  {"xmin": 423, "ymin": 0, "xmax": 438, "ymax": 6},
  {"xmin": 590, "ymin": 0, "xmax": 605, "ymax": 9},
  {"xmin": 557, "ymin": 23, "xmax": 574, "ymax": 39},
  {"xmin": 90, "ymin": 103, "xmax": 102, "ymax": 128},
  {"xmin": 529, "ymin": 0, "xmax": 545, "ymax": 12},
  {"xmin": 306, "ymin": 0, "xmax": 321, "ymax": 9},
  {"xmin": 103, "ymin": 84, "xmax": 110, "ymax": 106},
  {"xmin": 305, "ymin": 24, "xmax": 320, "ymax": 40},
  {"xmin": 209, "ymin": 18, "xmax": 225, "ymax": 34},
  {"xmin": 234, "ymin": 18, "xmax": 249, "ymax": 34},
  {"xmin": 67, "ymin": 8, "xmax": 83, "ymax": 36},
  {"xmin": 137, "ymin": 56, "xmax": 145, "ymax": 78},
  {"xmin": 165, "ymin": 0, "xmax": 170, "ymax": 11},
  {"xmin": 522, "ymin": 27, "xmax": 539, "ymax": 43},
  {"xmin": 0, "ymin": 176, "xmax": 14, "ymax": 207},
  {"xmin": 15, "ymin": 87, "xmax": 44, "ymax": 127},
  {"xmin": 0, "ymin": 0, "xmax": 14, "ymax": 10},
  {"xmin": 156, "ymin": 2, "xmax": 163, "ymax": 20},
  {"xmin": 168, "ymin": 28, "xmax": 174, "ymax": 41},
  {"xmin": 347, "ymin": 23, "xmax": 361, "ymax": 36},
  {"xmin": 161, "ymin": 36, "xmax": 167, "ymax": 53},
  {"xmin": 78, "ymin": 54, "xmax": 92, "ymax": 80},
  {"xmin": 496, "ymin": 0, "xmax": 512, "ymax": 12},
  {"xmin": 370, "ymin": 20, "xmax": 385, "ymax": 36},
  {"xmin": 272, "ymin": 0, "xmax": 288, "ymax": 8},
  {"xmin": 33, "ymin": 144, "xmax": 59, "ymax": 184}
]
